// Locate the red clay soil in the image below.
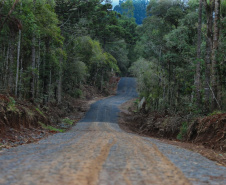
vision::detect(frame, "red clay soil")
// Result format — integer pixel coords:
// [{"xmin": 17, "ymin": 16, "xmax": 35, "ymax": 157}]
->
[
  {"xmin": 0, "ymin": 94, "xmax": 50, "ymax": 133},
  {"xmin": 187, "ymin": 113, "xmax": 226, "ymax": 152},
  {"xmin": 0, "ymin": 94, "xmax": 51, "ymax": 148},
  {"xmin": 118, "ymin": 99, "xmax": 226, "ymax": 167}
]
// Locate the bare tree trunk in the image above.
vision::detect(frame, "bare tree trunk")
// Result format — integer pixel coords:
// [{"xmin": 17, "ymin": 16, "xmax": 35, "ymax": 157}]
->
[
  {"xmin": 43, "ymin": 38, "xmax": 49, "ymax": 104},
  {"xmin": 49, "ymin": 69, "xmax": 52, "ymax": 101},
  {"xmin": 15, "ymin": 29, "xmax": 21, "ymax": 96},
  {"xmin": 19, "ymin": 58, "xmax": 23, "ymax": 99},
  {"xmin": 57, "ymin": 57, "xmax": 63, "ymax": 104},
  {"xmin": 15, "ymin": 2, "xmax": 22, "ymax": 97},
  {"xmin": 211, "ymin": 0, "xmax": 220, "ymax": 110},
  {"xmin": 31, "ymin": 0, "xmax": 36, "ymax": 100},
  {"xmin": 168, "ymin": 60, "xmax": 171, "ymax": 106},
  {"xmin": 0, "ymin": 46, "xmax": 6, "ymax": 89},
  {"xmin": 8, "ymin": 32, "xmax": 15, "ymax": 93},
  {"xmin": 31, "ymin": 35, "xmax": 36, "ymax": 99},
  {"xmin": 36, "ymin": 37, "xmax": 41, "ymax": 98},
  {"xmin": 5, "ymin": 45, "xmax": 9, "ymax": 88},
  {"xmin": 203, "ymin": 0, "xmax": 214, "ymax": 112},
  {"xmin": 194, "ymin": 0, "xmax": 203, "ymax": 109}
]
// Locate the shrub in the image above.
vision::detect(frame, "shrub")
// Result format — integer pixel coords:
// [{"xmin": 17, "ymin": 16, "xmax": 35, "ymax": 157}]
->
[
  {"xmin": 35, "ymin": 108, "xmax": 45, "ymax": 117},
  {"xmin": 74, "ymin": 89, "xmax": 83, "ymax": 98},
  {"xmin": 7, "ymin": 97, "xmax": 18, "ymax": 112},
  {"xmin": 208, "ymin": 110, "xmax": 224, "ymax": 116},
  {"xmin": 177, "ymin": 122, "xmax": 188, "ymax": 141},
  {"xmin": 62, "ymin": 118, "xmax": 74, "ymax": 125},
  {"xmin": 39, "ymin": 122, "xmax": 65, "ymax": 133}
]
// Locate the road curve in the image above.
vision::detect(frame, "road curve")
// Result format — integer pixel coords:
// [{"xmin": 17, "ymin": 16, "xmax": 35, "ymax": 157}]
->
[{"xmin": 0, "ymin": 77, "xmax": 226, "ymax": 185}]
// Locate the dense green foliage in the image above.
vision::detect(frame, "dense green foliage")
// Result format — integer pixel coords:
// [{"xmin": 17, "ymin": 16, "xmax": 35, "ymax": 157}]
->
[
  {"xmin": 130, "ymin": 0, "xmax": 226, "ymax": 114},
  {"xmin": 114, "ymin": 0, "xmax": 148, "ymax": 24},
  {"xmin": 1, "ymin": 0, "xmax": 225, "ymax": 115},
  {"xmin": 0, "ymin": 0, "xmax": 137, "ymax": 103}
]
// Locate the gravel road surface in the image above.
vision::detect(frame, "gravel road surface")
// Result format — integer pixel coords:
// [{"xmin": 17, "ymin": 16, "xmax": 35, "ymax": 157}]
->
[{"xmin": 0, "ymin": 77, "xmax": 225, "ymax": 185}]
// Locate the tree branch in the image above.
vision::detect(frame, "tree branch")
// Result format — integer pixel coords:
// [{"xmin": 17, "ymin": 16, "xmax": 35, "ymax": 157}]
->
[
  {"xmin": 207, "ymin": 81, "xmax": 221, "ymax": 110},
  {"xmin": 0, "ymin": 0, "xmax": 19, "ymax": 31}
]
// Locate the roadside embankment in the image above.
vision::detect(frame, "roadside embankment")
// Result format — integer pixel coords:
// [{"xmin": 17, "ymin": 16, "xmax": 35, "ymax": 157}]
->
[
  {"xmin": 0, "ymin": 77, "xmax": 120, "ymax": 149},
  {"xmin": 119, "ymin": 99, "xmax": 226, "ymax": 166}
]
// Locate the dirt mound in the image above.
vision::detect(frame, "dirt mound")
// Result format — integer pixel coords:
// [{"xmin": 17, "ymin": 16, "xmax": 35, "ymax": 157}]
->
[{"xmin": 188, "ymin": 113, "xmax": 226, "ymax": 152}]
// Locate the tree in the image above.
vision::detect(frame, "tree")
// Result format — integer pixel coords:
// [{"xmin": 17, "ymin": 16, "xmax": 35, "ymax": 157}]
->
[
  {"xmin": 203, "ymin": 0, "xmax": 214, "ymax": 112},
  {"xmin": 194, "ymin": 0, "xmax": 203, "ymax": 108},
  {"xmin": 0, "ymin": 0, "xmax": 20, "ymax": 31},
  {"xmin": 211, "ymin": 0, "xmax": 221, "ymax": 110}
]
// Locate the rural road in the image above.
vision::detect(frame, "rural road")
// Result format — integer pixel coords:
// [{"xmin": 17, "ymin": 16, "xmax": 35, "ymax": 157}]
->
[{"xmin": 0, "ymin": 77, "xmax": 226, "ymax": 185}]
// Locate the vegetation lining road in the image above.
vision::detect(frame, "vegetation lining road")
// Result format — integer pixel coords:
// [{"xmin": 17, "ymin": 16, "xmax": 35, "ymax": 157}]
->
[{"xmin": 0, "ymin": 1, "xmax": 226, "ymax": 184}]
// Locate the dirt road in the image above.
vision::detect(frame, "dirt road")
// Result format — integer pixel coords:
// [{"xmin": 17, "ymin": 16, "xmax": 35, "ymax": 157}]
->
[{"xmin": 0, "ymin": 78, "xmax": 226, "ymax": 185}]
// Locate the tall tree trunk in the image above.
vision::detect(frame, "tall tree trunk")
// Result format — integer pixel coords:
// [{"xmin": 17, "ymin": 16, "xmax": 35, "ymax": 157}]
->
[
  {"xmin": 36, "ymin": 37, "xmax": 41, "ymax": 98},
  {"xmin": 168, "ymin": 60, "xmax": 171, "ymax": 106},
  {"xmin": 31, "ymin": 35, "xmax": 36, "ymax": 99},
  {"xmin": 19, "ymin": 58, "xmax": 23, "ymax": 99},
  {"xmin": 48, "ymin": 69, "xmax": 52, "ymax": 101},
  {"xmin": 5, "ymin": 45, "xmax": 9, "ymax": 88},
  {"xmin": 211, "ymin": 0, "xmax": 221, "ymax": 110},
  {"xmin": 31, "ymin": 0, "xmax": 36, "ymax": 99},
  {"xmin": 203, "ymin": 0, "xmax": 214, "ymax": 112},
  {"xmin": 43, "ymin": 38, "xmax": 50, "ymax": 104},
  {"xmin": 15, "ymin": 29, "xmax": 21, "ymax": 96},
  {"xmin": 15, "ymin": 2, "xmax": 22, "ymax": 97},
  {"xmin": 0, "ymin": 46, "xmax": 6, "ymax": 88},
  {"xmin": 194, "ymin": 0, "xmax": 202, "ymax": 108},
  {"xmin": 57, "ymin": 57, "xmax": 63, "ymax": 104},
  {"xmin": 8, "ymin": 32, "xmax": 15, "ymax": 94},
  {"xmin": 194, "ymin": 0, "xmax": 203, "ymax": 109}
]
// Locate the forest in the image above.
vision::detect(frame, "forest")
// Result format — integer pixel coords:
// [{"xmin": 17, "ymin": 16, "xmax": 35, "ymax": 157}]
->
[{"xmin": 0, "ymin": 0, "xmax": 226, "ymax": 115}]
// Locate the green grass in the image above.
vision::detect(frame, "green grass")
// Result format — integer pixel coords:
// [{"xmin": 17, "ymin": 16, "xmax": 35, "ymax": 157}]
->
[
  {"xmin": 36, "ymin": 108, "xmax": 45, "ymax": 117},
  {"xmin": 208, "ymin": 110, "xmax": 224, "ymax": 116},
  {"xmin": 39, "ymin": 122, "xmax": 65, "ymax": 133},
  {"xmin": 62, "ymin": 118, "xmax": 74, "ymax": 125}
]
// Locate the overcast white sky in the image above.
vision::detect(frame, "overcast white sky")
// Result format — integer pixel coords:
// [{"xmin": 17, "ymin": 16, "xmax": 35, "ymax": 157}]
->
[{"xmin": 111, "ymin": 0, "xmax": 119, "ymax": 7}]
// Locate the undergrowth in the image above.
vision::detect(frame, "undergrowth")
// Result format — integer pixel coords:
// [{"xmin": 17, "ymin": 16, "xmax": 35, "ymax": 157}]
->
[
  {"xmin": 7, "ymin": 97, "xmax": 18, "ymax": 112},
  {"xmin": 0, "ymin": 143, "xmax": 3, "ymax": 150},
  {"xmin": 36, "ymin": 108, "xmax": 45, "ymax": 117},
  {"xmin": 208, "ymin": 110, "xmax": 224, "ymax": 116},
  {"xmin": 133, "ymin": 99, "xmax": 139, "ymax": 112},
  {"xmin": 62, "ymin": 118, "xmax": 74, "ymax": 125},
  {"xmin": 39, "ymin": 122, "xmax": 65, "ymax": 133},
  {"xmin": 177, "ymin": 122, "xmax": 188, "ymax": 141}
]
